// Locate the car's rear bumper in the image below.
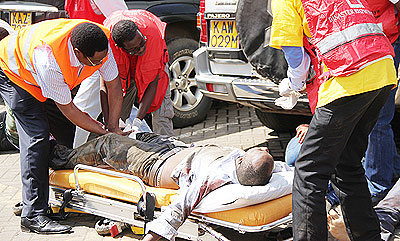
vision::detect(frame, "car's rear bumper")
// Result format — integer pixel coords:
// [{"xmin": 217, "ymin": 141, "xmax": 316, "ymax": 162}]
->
[{"xmin": 194, "ymin": 47, "xmax": 311, "ymax": 115}]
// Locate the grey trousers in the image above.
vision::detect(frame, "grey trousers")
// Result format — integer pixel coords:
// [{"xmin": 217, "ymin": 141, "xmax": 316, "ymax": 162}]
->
[{"xmin": 121, "ymin": 69, "xmax": 174, "ymax": 137}]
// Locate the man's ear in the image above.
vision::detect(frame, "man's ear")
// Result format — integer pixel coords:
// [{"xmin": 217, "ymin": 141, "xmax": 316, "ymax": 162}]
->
[{"xmin": 73, "ymin": 48, "xmax": 82, "ymax": 57}]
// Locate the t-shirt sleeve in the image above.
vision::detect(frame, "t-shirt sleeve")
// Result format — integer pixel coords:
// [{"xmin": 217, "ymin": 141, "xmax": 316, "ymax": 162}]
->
[
  {"xmin": 270, "ymin": 0, "xmax": 310, "ymax": 48},
  {"xmin": 98, "ymin": 44, "xmax": 119, "ymax": 81},
  {"xmin": 32, "ymin": 45, "xmax": 72, "ymax": 105}
]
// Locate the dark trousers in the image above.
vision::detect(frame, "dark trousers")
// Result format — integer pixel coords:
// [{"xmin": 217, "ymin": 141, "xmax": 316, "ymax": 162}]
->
[
  {"xmin": 292, "ymin": 85, "xmax": 392, "ymax": 241},
  {"xmin": 0, "ymin": 70, "xmax": 74, "ymax": 217}
]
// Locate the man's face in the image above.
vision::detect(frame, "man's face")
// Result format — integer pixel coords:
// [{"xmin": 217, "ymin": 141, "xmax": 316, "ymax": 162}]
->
[
  {"xmin": 74, "ymin": 48, "xmax": 108, "ymax": 67},
  {"xmin": 121, "ymin": 30, "xmax": 147, "ymax": 56}
]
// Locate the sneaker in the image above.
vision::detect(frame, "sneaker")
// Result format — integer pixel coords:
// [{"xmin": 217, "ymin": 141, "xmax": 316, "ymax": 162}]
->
[{"xmin": 94, "ymin": 218, "xmax": 129, "ymax": 237}]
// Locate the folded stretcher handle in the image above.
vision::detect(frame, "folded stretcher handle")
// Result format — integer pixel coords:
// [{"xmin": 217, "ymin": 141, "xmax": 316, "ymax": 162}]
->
[{"xmin": 73, "ymin": 164, "xmax": 147, "ymax": 204}]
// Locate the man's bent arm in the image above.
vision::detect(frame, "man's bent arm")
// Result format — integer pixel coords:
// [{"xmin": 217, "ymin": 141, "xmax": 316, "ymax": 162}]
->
[
  {"xmin": 104, "ymin": 75, "xmax": 123, "ymax": 132},
  {"xmin": 56, "ymin": 101, "xmax": 108, "ymax": 135},
  {"xmin": 136, "ymin": 74, "xmax": 159, "ymax": 120},
  {"xmin": 145, "ymin": 174, "xmax": 220, "ymax": 240}
]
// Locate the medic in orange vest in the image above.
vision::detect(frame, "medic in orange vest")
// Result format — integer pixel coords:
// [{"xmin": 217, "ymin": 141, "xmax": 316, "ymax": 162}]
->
[
  {"xmin": 0, "ymin": 18, "xmax": 127, "ymax": 234},
  {"xmin": 0, "ymin": 19, "xmax": 125, "ymax": 135}
]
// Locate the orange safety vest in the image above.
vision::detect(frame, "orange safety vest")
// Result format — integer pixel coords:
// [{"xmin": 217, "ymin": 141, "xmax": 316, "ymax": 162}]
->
[
  {"xmin": 301, "ymin": 0, "xmax": 394, "ymax": 113},
  {"xmin": 0, "ymin": 19, "xmax": 110, "ymax": 102}
]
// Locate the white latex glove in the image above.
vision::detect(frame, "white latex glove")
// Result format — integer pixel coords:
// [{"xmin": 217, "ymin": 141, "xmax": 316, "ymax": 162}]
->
[
  {"xmin": 132, "ymin": 118, "xmax": 142, "ymax": 130},
  {"xmin": 279, "ymin": 78, "xmax": 292, "ymax": 97},
  {"xmin": 275, "ymin": 92, "xmax": 301, "ymax": 110},
  {"xmin": 123, "ymin": 118, "xmax": 133, "ymax": 132},
  {"xmin": 126, "ymin": 118, "xmax": 142, "ymax": 139}
]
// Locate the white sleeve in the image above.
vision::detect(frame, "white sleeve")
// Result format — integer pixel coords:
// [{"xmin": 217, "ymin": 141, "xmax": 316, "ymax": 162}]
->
[
  {"xmin": 32, "ymin": 45, "xmax": 72, "ymax": 105},
  {"xmin": 98, "ymin": 45, "xmax": 119, "ymax": 81},
  {"xmin": 91, "ymin": 0, "xmax": 128, "ymax": 17},
  {"xmin": 286, "ymin": 48, "xmax": 310, "ymax": 91}
]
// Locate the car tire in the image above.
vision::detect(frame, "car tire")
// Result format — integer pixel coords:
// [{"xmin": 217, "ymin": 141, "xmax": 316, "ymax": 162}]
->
[
  {"xmin": 255, "ymin": 109, "xmax": 312, "ymax": 132},
  {"xmin": 167, "ymin": 38, "xmax": 212, "ymax": 128}
]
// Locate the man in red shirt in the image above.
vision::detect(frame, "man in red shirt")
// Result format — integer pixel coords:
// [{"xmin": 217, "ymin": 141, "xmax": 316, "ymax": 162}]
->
[{"xmin": 103, "ymin": 10, "xmax": 174, "ymax": 136}]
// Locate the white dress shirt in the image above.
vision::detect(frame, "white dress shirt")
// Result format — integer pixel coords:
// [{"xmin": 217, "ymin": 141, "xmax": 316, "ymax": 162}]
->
[{"xmin": 32, "ymin": 39, "xmax": 118, "ymax": 104}]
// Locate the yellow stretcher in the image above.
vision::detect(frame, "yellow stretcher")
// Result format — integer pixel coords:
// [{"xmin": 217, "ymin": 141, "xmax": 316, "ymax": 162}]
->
[{"xmin": 48, "ymin": 164, "xmax": 293, "ymax": 240}]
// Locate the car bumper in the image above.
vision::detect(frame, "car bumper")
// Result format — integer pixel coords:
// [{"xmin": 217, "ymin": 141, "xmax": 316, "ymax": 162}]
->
[{"xmin": 194, "ymin": 47, "xmax": 311, "ymax": 115}]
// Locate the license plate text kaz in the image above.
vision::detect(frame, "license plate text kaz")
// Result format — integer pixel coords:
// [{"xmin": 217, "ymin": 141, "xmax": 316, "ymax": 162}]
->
[{"xmin": 10, "ymin": 12, "xmax": 32, "ymax": 30}]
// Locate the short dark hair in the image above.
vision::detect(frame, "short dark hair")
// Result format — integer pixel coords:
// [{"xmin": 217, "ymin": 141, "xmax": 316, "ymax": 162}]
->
[
  {"xmin": 0, "ymin": 27, "xmax": 10, "ymax": 41},
  {"xmin": 111, "ymin": 20, "xmax": 139, "ymax": 47},
  {"xmin": 71, "ymin": 22, "xmax": 108, "ymax": 57},
  {"xmin": 236, "ymin": 149, "xmax": 274, "ymax": 186}
]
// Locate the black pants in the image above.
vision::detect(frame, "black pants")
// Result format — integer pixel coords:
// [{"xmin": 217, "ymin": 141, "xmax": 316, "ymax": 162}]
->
[
  {"xmin": 0, "ymin": 70, "xmax": 74, "ymax": 217},
  {"xmin": 292, "ymin": 85, "xmax": 392, "ymax": 241}
]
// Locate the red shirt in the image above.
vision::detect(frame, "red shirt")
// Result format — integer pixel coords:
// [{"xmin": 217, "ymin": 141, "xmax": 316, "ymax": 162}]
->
[
  {"xmin": 104, "ymin": 10, "xmax": 169, "ymax": 113},
  {"xmin": 65, "ymin": 0, "xmax": 106, "ymax": 24}
]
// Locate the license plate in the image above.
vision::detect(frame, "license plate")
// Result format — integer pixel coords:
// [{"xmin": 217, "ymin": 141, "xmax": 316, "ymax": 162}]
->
[
  {"xmin": 10, "ymin": 12, "xmax": 32, "ymax": 30},
  {"xmin": 209, "ymin": 20, "xmax": 239, "ymax": 48}
]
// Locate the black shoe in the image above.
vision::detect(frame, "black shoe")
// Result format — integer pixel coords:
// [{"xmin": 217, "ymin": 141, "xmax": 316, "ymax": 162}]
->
[{"xmin": 21, "ymin": 215, "xmax": 72, "ymax": 234}]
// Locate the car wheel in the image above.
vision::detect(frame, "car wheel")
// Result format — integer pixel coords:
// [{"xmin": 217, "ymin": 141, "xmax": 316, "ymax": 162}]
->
[
  {"xmin": 255, "ymin": 109, "xmax": 312, "ymax": 132},
  {"xmin": 167, "ymin": 38, "xmax": 212, "ymax": 128}
]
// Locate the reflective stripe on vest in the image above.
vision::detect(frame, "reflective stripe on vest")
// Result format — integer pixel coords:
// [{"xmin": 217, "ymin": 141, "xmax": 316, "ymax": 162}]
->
[
  {"xmin": 301, "ymin": 0, "xmax": 394, "ymax": 77},
  {"xmin": 316, "ymin": 23, "xmax": 384, "ymax": 54},
  {"xmin": 0, "ymin": 19, "xmax": 110, "ymax": 102},
  {"xmin": 6, "ymin": 23, "xmax": 43, "ymax": 87}
]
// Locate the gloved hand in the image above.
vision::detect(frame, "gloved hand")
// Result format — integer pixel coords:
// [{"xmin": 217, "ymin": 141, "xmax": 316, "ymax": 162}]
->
[
  {"xmin": 126, "ymin": 118, "xmax": 142, "ymax": 139},
  {"xmin": 279, "ymin": 78, "xmax": 292, "ymax": 97},
  {"xmin": 275, "ymin": 90, "xmax": 302, "ymax": 110},
  {"xmin": 132, "ymin": 118, "xmax": 142, "ymax": 132}
]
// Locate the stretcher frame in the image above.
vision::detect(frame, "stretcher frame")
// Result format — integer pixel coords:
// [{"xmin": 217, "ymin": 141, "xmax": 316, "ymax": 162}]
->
[{"xmin": 48, "ymin": 164, "xmax": 293, "ymax": 241}]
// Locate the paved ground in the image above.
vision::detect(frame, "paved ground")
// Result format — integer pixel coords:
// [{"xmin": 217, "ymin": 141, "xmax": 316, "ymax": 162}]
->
[
  {"xmin": 0, "ymin": 99, "xmax": 399, "ymax": 240},
  {"xmin": 0, "ymin": 100, "xmax": 293, "ymax": 240}
]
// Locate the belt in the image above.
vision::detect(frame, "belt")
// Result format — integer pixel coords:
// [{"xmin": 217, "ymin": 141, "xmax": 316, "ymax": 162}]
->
[{"xmin": 148, "ymin": 147, "xmax": 184, "ymax": 187}]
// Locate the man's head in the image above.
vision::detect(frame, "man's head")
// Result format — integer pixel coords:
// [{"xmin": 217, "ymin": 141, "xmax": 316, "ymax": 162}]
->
[
  {"xmin": 71, "ymin": 22, "xmax": 108, "ymax": 66},
  {"xmin": 112, "ymin": 20, "xmax": 147, "ymax": 56},
  {"xmin": 235, "ymin": 147, "xmax": 274, "ymax": 186},
  {"xmin": 0, "ymin": 27, "xmax": 10, "ymax": 41}
]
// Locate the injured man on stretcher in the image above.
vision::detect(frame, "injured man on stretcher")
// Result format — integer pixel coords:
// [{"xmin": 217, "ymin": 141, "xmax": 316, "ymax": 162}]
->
[{"xmin": 49, "ymin": 132, "xmax": 292, "ymax": 240}]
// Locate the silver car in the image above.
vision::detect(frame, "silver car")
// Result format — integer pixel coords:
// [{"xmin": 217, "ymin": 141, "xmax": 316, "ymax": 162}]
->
[{"xmin": 194, "ymin": 0, "xmax": 400, "ymax": 131}]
